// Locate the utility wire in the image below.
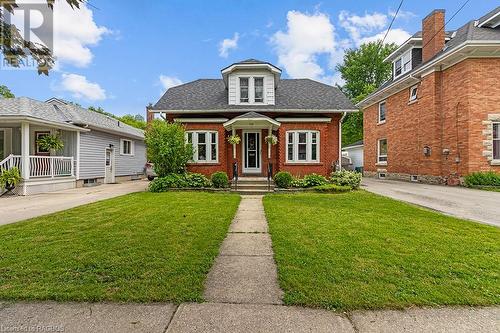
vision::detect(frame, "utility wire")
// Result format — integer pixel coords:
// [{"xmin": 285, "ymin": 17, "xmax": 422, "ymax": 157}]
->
[
  {"xmin": 420, "ymin": 0, "xmax": 470, "ymax": 51},
  {"xmin": 378, "ymin": 0, "xmax": 404, "ymax": 49}
]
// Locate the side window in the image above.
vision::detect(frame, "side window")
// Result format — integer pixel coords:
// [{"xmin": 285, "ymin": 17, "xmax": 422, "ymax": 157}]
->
[
  {"xmin": 239, "ymin": 77, "xmax": 249, "ymax": 103},
  {"xmin": 378, "ymin": 139, "xmax": 388, "ymax": 163},
  {"xmin": 378, "ymin": 101, "xmax": 386, "ymax": 123}
]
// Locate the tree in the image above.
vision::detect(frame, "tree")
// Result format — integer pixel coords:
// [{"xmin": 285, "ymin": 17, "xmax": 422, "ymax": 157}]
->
[
  {"xmin": 88, "ymin": 106, "xmax": 146, "ymax": 130},
  {"xmin": 144, "ymin": 120, "xmax": 193, "ymax": 177},
  {"xmin": 336, "ymin": 42, "xmax": 397, "ymax": 145},
  {"xmin": 0, "ymin": 85, "xmax": 14, "ymax": 98},
  {"xmin": 1, "ymin": 0, "xmax": 84, "ymax": 75}
]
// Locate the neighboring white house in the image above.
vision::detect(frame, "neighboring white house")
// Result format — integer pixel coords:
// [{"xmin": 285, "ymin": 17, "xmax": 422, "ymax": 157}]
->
[
  {"xmin": 342, "ymin": 140, "xmax": 363, "ymax": 170},
  {"xmin": 0, "ymin": 97, "xmax": 146, "ymax": 195}
]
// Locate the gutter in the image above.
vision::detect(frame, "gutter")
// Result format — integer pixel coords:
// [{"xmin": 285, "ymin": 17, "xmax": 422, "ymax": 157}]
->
[
  {"xmin": 148, "ymin": 108, "xmax": 359, "ymax": 114},
  {"xmin": 338, "ymin": 112, "xmax": 347, "ymax": 171}
]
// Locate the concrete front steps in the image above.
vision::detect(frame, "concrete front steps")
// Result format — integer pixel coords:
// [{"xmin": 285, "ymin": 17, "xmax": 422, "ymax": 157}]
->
[{"xmin": 231, "ymin": 177, "xmax": 275, "ymax": 194}]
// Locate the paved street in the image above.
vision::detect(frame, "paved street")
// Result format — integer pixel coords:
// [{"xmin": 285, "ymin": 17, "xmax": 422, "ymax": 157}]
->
[{"xmin": 362, "ymin": 178, "xmax": 500, "ymax": 227}]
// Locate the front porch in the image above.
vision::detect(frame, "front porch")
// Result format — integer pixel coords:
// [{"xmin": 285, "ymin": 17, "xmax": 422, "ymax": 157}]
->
[{"xmin": 0, "ymin": 121, "xmax": 80, "ymax": 195}]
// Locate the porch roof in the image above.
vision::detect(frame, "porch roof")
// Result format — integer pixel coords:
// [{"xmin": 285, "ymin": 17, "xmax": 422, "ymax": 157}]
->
[{"xmin": 223, "ymin": 112, "xmax": 280, "ymax": 130}]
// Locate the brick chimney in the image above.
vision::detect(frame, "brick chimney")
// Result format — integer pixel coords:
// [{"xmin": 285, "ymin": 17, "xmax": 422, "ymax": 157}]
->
[{"xmin": 422, "ymin": 9, "xmax": 446, "ymax": 62}]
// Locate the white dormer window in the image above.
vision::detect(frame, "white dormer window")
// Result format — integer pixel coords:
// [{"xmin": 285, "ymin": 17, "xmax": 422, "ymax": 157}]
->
[
  {"xmin": 254, "ymin": 77, "xmax": 264, "ymax": 103},
  {"xmin": 239, "ymin": 77, "xmax": 249, "ymax": 103},
  {"xmin": 394, "ymin": 49, "xmax": 412, "ymax": 79}
]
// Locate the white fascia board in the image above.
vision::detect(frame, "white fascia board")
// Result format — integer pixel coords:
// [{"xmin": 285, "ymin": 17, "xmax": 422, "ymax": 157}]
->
[
  {"xmin": 223, "ymin": 117, "xmax": 281, "ymax": 128},
  {"xmin": 478, "ymin": 11, "xmax": 500, "ymax": 28},
  {"xmin": 174, "ymin": 118, "xmax": 228, "ymax": 123},
  {"xmin": 343, "ymin": 144, "xmax": 363, "ymax": 150},
  {"xmin": 0, "ymin": 116, "xmax": 90, "ymax": 132},
  {"xmin": 221, "ymin": 63, "xmax": 282, "ymax": 75},
  {"xmin": 275, "ymin": 117, "xmax": 332, "ymax": 123},
  {"xmin": 152, "ymin": 109, "xmax": 359, "ymax": 114},
  {"xmin": 384, "ymin": 38, "xmax": 422, "ymax": 62}
]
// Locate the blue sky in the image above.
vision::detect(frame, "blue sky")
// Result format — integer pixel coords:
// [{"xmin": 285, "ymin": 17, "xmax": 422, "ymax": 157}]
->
[{"xmin": 2, "ymin": 0, "xmax": 498, "ymax": 117}]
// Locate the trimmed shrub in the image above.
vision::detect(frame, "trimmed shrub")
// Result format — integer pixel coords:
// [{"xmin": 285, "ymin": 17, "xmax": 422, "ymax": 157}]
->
[
  {"xmin": 312, "ymin": 184, "xmax": 352, "ymax": 193},
  {"xmin": 330, "ymin": 170, "xmax": 362, "ymax": 189},
  {"xmin": 302, "ymin": 173, "xmax": 328, "ymax": 187},
  {"xmin": 149, "ymin": 173, "xmax": 210, "ymax": 192},
  {"xmin": 291, "ymin": 177, "xmax": 306, "ymax": 188},
  {"xmin": 274, "ymin": 171, "xmax": 293, "ymax": 188},
  {"xmin": 186, "ymin": 173, "xmax": 211, "ymax": 188},
  {"xmin": 211, "ymin": 171, "xmax": 229, "ymax": 188},
  {"xmin": 464, "ymin": 171, "xmax": 500, "ymax": 187}
]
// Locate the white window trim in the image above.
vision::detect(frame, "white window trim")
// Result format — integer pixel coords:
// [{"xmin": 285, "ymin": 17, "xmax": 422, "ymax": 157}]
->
[
  {"xmin": 378, "ymin": 101, "xmax": 386, "ymax": 124},
  {"xmin": 377, "ymin": 138, "xmax": 388, "ymax": 165},
  {"xmin": 186, "ymin": 130, "xmax": 218, "ymax": 163},
  {"xmin": 120, "ymin": 139, "xmax": 135, "ymax": 156},
  {"xmin": 393, "ymin": 49, "xmax": 412, "ymax": 79},
  {"xmin": 493, "ymin": 122, "xmax": 500, "ymax": 162},
  {"xmin": 409, "ymin": 85, "xmax": 418, "ymax": 103},
  {"xmin": 285, "ymin": 130, "xmax": 320, "ymax": 163},
  {"xmin": 237, "ymin": 76, "xmax": 266, "ymax": 105}
]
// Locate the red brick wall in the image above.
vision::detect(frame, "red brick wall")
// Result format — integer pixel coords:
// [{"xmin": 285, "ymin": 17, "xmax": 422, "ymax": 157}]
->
[
  {"xmin": 363, "ymin": 58, "xmax": 500, "ymax": 182},
  {"xmin": 154, "ymin": 113, "xmax": 342, "ymax": 178}
]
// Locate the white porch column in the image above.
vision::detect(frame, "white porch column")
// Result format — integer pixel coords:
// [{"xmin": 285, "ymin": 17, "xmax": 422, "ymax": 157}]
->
[
  {"xmin": 268, "ymin": 126, "xmax": 272, "ymax": 159},
  {"xmin": 21, "ymin": 122, "xmax": 30, "ymax": 181},
  {"xmin": 76, "ymin": 131, "xmax": 80, "ymax": 179},
  {"xmin": 232, "ymin": 127, "xmax": 236, "ymax": 159}
]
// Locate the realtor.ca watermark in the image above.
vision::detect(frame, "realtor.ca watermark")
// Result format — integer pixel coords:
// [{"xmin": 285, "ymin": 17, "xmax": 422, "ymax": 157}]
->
[
  {"xmin": 0, "ymin": 324, "xmax": 64, "ymax": 332},
  {"xmin": 0, "ymin": 1, "xmax": 54, "ymax": 71}
]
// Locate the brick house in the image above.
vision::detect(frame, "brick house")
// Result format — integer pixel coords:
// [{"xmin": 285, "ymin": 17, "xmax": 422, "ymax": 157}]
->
[
  {"xmin": 147, "ymin": 59, "xmax": 356, "ymax": 179},
  {"xmin": 357, "ymin": 7, "xmax": 500, "ymax": 185}
]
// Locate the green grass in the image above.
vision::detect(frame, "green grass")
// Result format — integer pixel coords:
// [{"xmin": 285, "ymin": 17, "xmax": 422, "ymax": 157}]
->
[
  {"xmin": 263, "ymin": 191, "xmax": 500, "ymax": 311},
  {"xmin": 0, "ymin": 192, "xmax": 240, "ymax": 303}
]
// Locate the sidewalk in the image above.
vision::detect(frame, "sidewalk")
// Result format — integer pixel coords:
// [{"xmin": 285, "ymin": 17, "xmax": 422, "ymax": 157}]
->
[{"xmin": 0, "ymin": 180, "xmax": 148, "ymax": 226}]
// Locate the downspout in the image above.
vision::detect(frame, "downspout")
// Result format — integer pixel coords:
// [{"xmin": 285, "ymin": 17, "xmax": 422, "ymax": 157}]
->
[{"xmin": 338, "ymin": 112, "xmax": 347, "ymax": 171}]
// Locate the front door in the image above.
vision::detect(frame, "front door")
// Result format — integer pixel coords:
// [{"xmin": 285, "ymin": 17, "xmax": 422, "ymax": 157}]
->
[
  {"xmin": 104, "ymin": 148, "xmax": 115, "ymax": 183},
  {"xmin": 243, "ymin": 131, "xmax": 261, "ymax": 174}
]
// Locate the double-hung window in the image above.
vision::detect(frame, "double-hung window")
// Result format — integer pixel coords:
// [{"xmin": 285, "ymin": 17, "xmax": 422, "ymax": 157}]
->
[
  {"xmin": 286, "ymin": 131, "xmax": 319, "ymax": 163},
  {"xmin": 493, "ymin": 123, "xmax": 500, "ymax": 160},
  {"xmin": 254, "ymin": 77, "xmax": 264, "ymax": 102},
  {"xmin": 378, "ymin": 101, "xmax": 386, "ymax": 123},
  {"xmin": 377, "ymin": 138, "xmax": 388, "ymax": 164},
  {"xmin": 394, "ymin": 50, "xmax": 411, "ymax": 79},
  {"xmin": 120, "ymin": 139, "xmax": 134, "ymax": 156},
  {"xmin": 186, "ymin": 131, "xmax": 218, "ymax": 163},
  {"xmin": 239, "ymin": 77, "xmax": 249, "ymax": 103}
]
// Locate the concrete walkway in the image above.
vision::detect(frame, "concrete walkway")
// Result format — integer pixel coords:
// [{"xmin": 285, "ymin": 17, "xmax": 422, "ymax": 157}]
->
[
  {"xmin": 362, "ymin": 178, "xmax": 500, "ymax": 227},
  {"xmin": 203, "ymin": 195, "xmax": 283, "ymax": 304},
  {"xmin": 0, "ymin": 180, "xmax": 148, "ymax": 226}
]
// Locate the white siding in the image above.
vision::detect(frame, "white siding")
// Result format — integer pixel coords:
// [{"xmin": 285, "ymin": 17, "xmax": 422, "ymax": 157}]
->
[
  {"xmin": 344, "ymin": 146, "xmax": 364, "ymax": 169},
  {"xmin": 79, "ymin": 129, "xmax": 146, "ymax": 179},
  {"xmin": 227, "ymin": 69, "xmax": 275, "ymax": 105}
]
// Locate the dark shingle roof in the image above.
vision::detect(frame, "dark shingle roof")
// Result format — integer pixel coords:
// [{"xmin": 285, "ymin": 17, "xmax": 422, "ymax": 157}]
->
[
  {"xmin": 151, "ymin": 79, "xmax": 356, "ymax": 111},
  {"xmin": 0, "ymin": 97, "xmax": 144, "ymax": 139}
]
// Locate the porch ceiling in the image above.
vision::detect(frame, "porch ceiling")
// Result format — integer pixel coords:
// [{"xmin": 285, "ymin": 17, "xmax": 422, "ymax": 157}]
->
[{"xmin": 223, "ymin": 112, "xmax": 280, "ymax": 130}]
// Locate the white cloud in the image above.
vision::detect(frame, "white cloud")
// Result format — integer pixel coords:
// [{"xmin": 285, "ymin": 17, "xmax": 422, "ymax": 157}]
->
[
  {"xmin": 9, "ymin": 0, "xmax": 109, "ymax": 67},
  {"xmin": 270, "ymin": 11, "xmax": 338, "ymax": 82},
  {"xmin": 339, "ymin": 10, "xmax": 390, "ymax": 46},
  {"xmin": 218, "ymin": 33, "xmax": 239, "ymax": 58},
  {"xmin": 358, "ymin": 28, "xmax": 411, "ymax": 46},
  {"xmin": 59, "ymin": 73, "xmax": 106, "ymax": 101},
  {"xmin": 159, "ymin": 75, "xmax": 183, "ymax": 92}
]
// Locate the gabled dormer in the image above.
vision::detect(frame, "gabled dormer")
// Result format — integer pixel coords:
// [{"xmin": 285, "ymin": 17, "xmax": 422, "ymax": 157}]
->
[{"xmin": 221, "ymin": 59, "xmax": 281, "ymax": 105}]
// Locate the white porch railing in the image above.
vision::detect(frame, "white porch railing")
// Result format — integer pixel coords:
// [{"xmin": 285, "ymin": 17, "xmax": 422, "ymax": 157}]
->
[{"xmin": 0, "ymin": 154, "xmax": 74, "ymax": 178}]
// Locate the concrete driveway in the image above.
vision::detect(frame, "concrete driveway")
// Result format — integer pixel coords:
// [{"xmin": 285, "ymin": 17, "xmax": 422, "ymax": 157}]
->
[
  {"xmin": 362, "ymin": 178, "xmax": 500, "ymax": 227},
  {"xmin": 0, "ymin": 180, "xmax": 148, "ymax": 226}
]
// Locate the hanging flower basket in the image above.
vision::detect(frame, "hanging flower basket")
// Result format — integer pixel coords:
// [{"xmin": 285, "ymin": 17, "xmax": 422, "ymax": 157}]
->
[
  {"xmin": 265, "ymin": 134, "xmax": 278, "ymax": 145},
  {"xmin": 227, "ymin": 134, "xmax": 241, "ymax": 145}
]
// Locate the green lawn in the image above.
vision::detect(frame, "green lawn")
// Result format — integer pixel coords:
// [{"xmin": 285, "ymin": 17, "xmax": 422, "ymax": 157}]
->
[
  {"xmin": 0, "ymin": 192, "xmax": 240, "ymax": 303},
  {"xmin": 263, "ymin": 191, "xmax": 500, "ymax": 311}
]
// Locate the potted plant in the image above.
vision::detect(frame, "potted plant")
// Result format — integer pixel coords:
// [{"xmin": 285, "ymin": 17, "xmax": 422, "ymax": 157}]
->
[
  {"xmin": 36, "ymin": 133, "xmax": 64, "ymax": 154},
  {"xmin": 227, "ymin": 134, "xmax": 241, "ymax": 145},
  {"xmin": 0, "ymin": 167, "xmax": 22, "ymax": 191},
  {"xmin": 265, "ymin": 134, "xmax": 278, "ymax": 145}
]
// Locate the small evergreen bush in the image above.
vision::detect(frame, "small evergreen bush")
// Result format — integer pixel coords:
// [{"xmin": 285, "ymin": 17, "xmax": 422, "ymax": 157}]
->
[
  {"xmin": 274, "ymin": 171, "xmax": 293, "ymax": 188},
  {"xmin": 149, "ymin": 173, "xmax": 210, "ymax": 192},
  {"xmin": 312, "ymin": 184, "xmax": 352, "ymax": 193},
  {"xmin": 211, "ymin": 171, "xmax": 229, "ymax": 188},
  {"xmin": 330, "ymin": 170, "xmax": 362, "ymax": 188}
]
